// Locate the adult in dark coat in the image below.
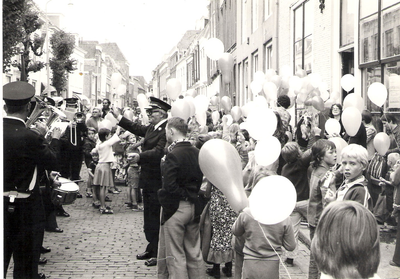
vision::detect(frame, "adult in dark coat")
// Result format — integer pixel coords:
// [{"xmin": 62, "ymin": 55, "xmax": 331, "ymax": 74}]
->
[
  {"xmin": 3, "ymin": 82, "xmax": 60, "ymax": 279},
  {"xmin": 157, "ymin": 117, "xmax": 204, "ymax": 278},
  {"xmin": 112, "ymin": 97, "xmax": 171, "ymax": 266}
]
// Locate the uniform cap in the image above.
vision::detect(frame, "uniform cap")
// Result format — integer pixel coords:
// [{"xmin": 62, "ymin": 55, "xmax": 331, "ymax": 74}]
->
[
  {"xmin": 3, "ymin": 81, "xmax": 35, "ymax": 106},
  {"xmin": 145, "ymin": 97, "xmax": 171, "ymax": 112}
]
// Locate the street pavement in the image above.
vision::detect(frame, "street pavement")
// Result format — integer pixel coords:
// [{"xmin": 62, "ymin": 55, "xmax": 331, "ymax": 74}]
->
[{"xmin": 5, "ymin": 164, "xmax": 400, "ymax": 278}]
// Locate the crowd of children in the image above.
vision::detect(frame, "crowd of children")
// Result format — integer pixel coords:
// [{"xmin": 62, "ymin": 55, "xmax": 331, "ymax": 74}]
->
[
  {"xmin": 77, "ymin": 101, "xmax": 400, "ymax": 277},
  {"xmin": 80, "ymin": 108, "xmax": 145, "ymax": 215}
]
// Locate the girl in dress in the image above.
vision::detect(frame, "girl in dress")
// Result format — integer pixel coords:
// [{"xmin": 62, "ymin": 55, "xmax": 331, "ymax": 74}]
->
[{"xmin": 93, "ymin": 125, "xmax": 121, "ymax": 214}]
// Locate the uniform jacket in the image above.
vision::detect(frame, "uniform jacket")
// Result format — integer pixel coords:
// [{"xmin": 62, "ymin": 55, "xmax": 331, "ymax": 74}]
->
[
  {"xmin": 3, "ymin": 117, "xmax": 60, "ymax": 194},
  {"xmin": 119, "ymin": 117, "xmax": 167, "ymax": 188},
  {"xmin": 158, "ymin": 142, "xmax": 203, "ymax": 224}
]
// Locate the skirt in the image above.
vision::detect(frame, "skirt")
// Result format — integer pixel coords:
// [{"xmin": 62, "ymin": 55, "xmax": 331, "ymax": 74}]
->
[{"xmin": 93, "ymin": 163, "xmax": 114, "ymax": 187}]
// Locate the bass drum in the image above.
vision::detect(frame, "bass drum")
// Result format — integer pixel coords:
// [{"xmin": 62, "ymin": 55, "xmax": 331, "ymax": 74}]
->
[{"xmin": 51, "ymin": 177, "xmax": 80, "ymax": 206}]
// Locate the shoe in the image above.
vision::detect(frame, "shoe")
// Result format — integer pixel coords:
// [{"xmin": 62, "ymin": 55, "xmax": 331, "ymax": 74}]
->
[
  {"xmin": 131, "ymin": 204, "xmax": 139, "ymax": 211},
  {"xmin": 45, "ymin": 227, "xmax": 63, "ymax": 233},
  {"xmin": 38, "ymin": 273, "xmax": 46, "ymax": 279},
  {"xmin": 108, "ymin": 189, "xmax": 114, "ymax": 194},
  {"xmin": 145, "ymin": 257, "xmax": 157, "ymax": 266},
  {"xmin": 206, "ymin": 265, "xmax": 221, "ymax": 278},
  {"xmin": 39, "ymin": 257, "xmax": 47, "ymax": 265},
  {"xmin": 125, "ymin": 201, "xmax": 132, "ymax": 205},
  {"xmin": 390, "ymin": 260, "xmax": 400, "ymax": 267},
  {"xmin": 105, "ymin": 196, "xmax": 112, "ymax": 202},
  {"xmin": 112, "ymin": 190, "xmax": 120, "ymax": 194},
  {"xmin": 284, "ymin": 258, "xmax": 294, "ymax": 267},
  {"xmin": 100, "ymin": 208, "xmax": 113, "ymax": 214},
  {"xmin": 76, "ymin": 193, "xmax": 83, "ymax": 198},
  {"xmin": 41, "ymin": 246, "xmax": 51, "ymax": 253},
  {"xmin": 86, "ymin": 192, "xmax": 93, "ymax": 198},
  {"xmin": 92, "ymin": 202, "xmax": 101, "ymax": 209},
  {"xmin": 56, "ymin": 211, "xmax": 70, "ymax": 217},
  {"xmin": 222, "ymin": 262, "xmax": 232, "ymax": 277},
  {"xmin": 137, "ymin": 251, "xmax": 152, "ymax": 260},
  {"xmin": 221, "ymin": 267, "xmax": 232, "ymax": 277}
]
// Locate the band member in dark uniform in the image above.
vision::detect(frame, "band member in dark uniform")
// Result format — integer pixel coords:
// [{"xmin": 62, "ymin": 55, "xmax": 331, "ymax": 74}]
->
[
  {"xmin": 112, "ymin": 97, "xmax": 170, "ymax": 266},
  {"xmin": 3, "ymin": 81, "xmax": 60, "ymax": 279},
  {"xmin": 58, "ymin": 98, "xmax": 88, "ymax": 216}
]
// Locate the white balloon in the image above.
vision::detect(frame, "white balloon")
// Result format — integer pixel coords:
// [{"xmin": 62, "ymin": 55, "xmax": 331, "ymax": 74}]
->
[
  {"xmin": 341, "ymin": 74, "xmax": 355, "ymax": 92},
  {"xmin": 367, "ymin": 82, "xmax": 388, "ymax": 107},
  {"xmin": 205, "ymin": 38, "xmax": 224, "ymax": 60},
  {"xmin": 137, "ymin": 93, "xmax": 149, "ymax": 109},
  {"xmin": 250, "ymin": 80, "xmax": 263, "ymax": 95},
  {"xmin": 194, "ymin": 95, "xmax": 210, "ymax": 114},
  {"xmin": 111, "ymin": 73, "xmax": 122, "ymax": 89},
  {"xmin": 325, "ymin": 118, "xmax": 341, "ymax": 136},
  {"xmin": 342, "ymin": 107, "xmax": 362, "ymax": 137},
  {"xmin": 254, "ymin": 71, "xmax": 266, "ymax": 84},
  {"xmin": 117, "ymin": 84, "xmax": 126, "ymax": 95},
  {"xmin": 249, "ymin": 175, "xmax": 297, "ymax": 225},
  {"xmin": 254, "ymin": 136, "xmax": 281, "ymax": 166},
  {"xmin": 195, "ymin": 110, "xmax": 207, "ymax": 126},
  {"xmin": 246, "ymin": 108, "xmax": 277, "ymax": 140},
  {"xmin": 343, "ymin": 93, "xmax": 364, "ymax": 113}
]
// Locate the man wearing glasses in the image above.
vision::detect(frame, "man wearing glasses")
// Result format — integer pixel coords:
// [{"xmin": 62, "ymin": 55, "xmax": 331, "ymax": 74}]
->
[{"xmin": 112, "ymin": 97, "xmax": 171, "ymax": 267}]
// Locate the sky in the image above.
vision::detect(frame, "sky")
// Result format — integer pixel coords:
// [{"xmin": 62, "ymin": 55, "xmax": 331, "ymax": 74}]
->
[{"xmin": 33, "ymin": 0, "xmax": 209, "ymax": 82}]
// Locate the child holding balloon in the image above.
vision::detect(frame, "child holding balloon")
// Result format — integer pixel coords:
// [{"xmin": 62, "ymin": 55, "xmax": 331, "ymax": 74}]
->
[{"xmin": 232, "ymin": 175, "xmax": 296, "ymax": 279}]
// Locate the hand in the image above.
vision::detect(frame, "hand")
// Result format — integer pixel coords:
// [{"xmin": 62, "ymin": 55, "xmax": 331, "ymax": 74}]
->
[
  {"xmin": 33, "ymin": 121, "xmax": 48, "ymax": 136},
  {"xmin": 324, "ymin": 188, "xmax": 336, "ymax": 203},
  {"xmin": 392, "ymin": 207, "xmax": 399, "ymax": 218},
  {"xmin": 313, "ymin": 126, "xmax": 321, "ymax": 136},
  {"xmin": 49, "ymin": 171, "xmax": 60, "ymax": 181},
  {"xmin": 51, "ymin": 127, "xmax": 62, "ymax": 140},
  {"xmin": 111, "ymin": 107, "xmax": 121, "ymax": 119},
  {"xmin": 132, "ymin": 153, "xmax": 140, "ymax": 163}
]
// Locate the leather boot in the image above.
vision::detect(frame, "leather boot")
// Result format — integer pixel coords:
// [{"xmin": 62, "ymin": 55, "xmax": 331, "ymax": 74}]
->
[
  {"xmin": 222, "ymin": 262, "xmax": 232, "ymax": 277},
  {"xmin": 206, "ymin": 264, "xmax": 220, "ymax": 278}
]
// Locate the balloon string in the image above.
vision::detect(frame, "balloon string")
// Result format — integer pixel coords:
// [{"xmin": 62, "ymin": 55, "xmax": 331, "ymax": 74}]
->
[{"xmin": 257, "ymin": 221, "xmax": 292, "ymax": 279}]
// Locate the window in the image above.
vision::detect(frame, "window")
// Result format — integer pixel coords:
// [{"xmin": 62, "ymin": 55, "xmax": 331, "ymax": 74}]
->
[
  {"xmin": 264, "ymin": 0, "xmax": 271, "ymax": 20},
  {"xmin": 293, "ymin": 0, "xmax": 313, "ymax": 73},
  {"xmin": 359, "ymin": 1, "xmax": 400, "ymax": 112},
  {"xmin": 340, "ymin": 0, "xmax": 355, "ymax": 47},
  {"xmin": 252, "ymin": 0, "xmax": 259, "ymax": 32},
  {"xmin": 264, "ymin": 43, "xmax": 273, "ymax": 72},
  {"xmin": 242, "ymin": 0, "xmax": 247, "ymax": 43},
  {"xmin": 244, "ymin": 58, "xmax": 249, "ymax": 101},
  {"xmin": 252, "ymin": 51, "xmax": 259, "ymax": 78}
]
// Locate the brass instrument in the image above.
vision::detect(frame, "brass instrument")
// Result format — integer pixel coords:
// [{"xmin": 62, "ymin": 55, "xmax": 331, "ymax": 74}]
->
[
  {"xmin": 26, "ymin": 96, "xmax": 66, "ymax": 128},
  {"xmin": 66, "ymin": 95, "xmax": 88, "ymax": 146}
]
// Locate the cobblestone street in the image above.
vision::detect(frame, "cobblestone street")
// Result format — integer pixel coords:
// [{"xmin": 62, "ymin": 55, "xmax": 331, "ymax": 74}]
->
[{"xmin": 5, "ymin": 165, "xmax": 400, "ymax": 278}]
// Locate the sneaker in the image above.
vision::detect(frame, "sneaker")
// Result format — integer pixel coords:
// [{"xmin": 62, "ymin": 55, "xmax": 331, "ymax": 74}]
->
[
  {"xmin": 131, "ymin": 204, "xmax": 140, "ymax": 211},
  {"xmin": 101, "ymin": 208, "xmax": 113, "ymax": 214},
  {"xmin": 105, "ymin": 196, "xmax": 112, "ymax": 202}
]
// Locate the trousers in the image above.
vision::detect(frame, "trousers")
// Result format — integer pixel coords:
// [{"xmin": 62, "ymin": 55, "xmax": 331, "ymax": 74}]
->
[{"xmin": 157, "ymin": 201, "xmax": 204, "ymax": 279}]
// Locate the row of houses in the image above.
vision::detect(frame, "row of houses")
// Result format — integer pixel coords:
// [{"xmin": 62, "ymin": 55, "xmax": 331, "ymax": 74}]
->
[
  {"xmin": 3, "ymin": 3, "xmax": 148, "ymax": 109},
  {"xmin": 150, "ymin": 0, "xmax": 400, "ymax": 125}
]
